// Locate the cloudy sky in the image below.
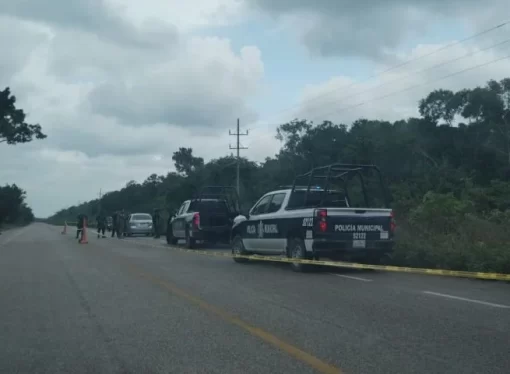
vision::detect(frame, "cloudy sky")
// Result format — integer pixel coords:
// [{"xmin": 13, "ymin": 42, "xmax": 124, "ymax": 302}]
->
[{"xmin": 1, "ymin": 0, "xmax": 508, "ymax": 217}]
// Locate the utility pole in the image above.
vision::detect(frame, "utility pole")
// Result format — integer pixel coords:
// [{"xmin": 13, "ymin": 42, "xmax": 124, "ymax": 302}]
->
[{"xmin": 229, "ymin": 118, "xmax": 248, "ymax": 197}]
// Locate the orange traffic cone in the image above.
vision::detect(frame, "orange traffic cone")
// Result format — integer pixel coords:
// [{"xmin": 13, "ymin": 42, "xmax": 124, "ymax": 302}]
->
[
  {"xmin": 79, "ymin": 218, "xmax": 89, "ymax": 244},
  {"xmin": 61, "ymin": 221, "xmax": 67, "ymax": 235}
]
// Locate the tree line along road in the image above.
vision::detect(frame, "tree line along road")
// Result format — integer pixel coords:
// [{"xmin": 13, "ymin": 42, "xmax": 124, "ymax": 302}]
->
[{"xmin": 1, "ymin": 223, "xmax": 509, "ymax": 374}]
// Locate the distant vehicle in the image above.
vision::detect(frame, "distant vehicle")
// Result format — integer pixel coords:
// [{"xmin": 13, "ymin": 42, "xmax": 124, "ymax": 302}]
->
[
  {"xmin": 166, "ymin": 186, "xmax": 240, "ymax": 248},
  {"xmin": 231, "ymin": 163, "xmax": 396, "ymax": 272},
  {"xmin": 125, "ymin": 213, "xmax": 153, "ymax": 236},
  {"xmin": 106, "ymin": 216, "xmax": 113, "ymax": 231}
]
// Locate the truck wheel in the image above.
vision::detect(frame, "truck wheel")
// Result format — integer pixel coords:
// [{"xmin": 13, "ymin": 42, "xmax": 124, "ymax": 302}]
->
[
  {"xmin": 232, "ymin": 235, "xmax": 249, "ymax": 263},
  {"xmin": 185, "ymin": 228, "xmax": 196, "ymax": 249},
  {"xmin": 288, "ymin": 238, "xmax": 311, "ymax": 273},
  {"xmin": 166, "ymin": 227, "xmax": 178, "ymax": 245}
]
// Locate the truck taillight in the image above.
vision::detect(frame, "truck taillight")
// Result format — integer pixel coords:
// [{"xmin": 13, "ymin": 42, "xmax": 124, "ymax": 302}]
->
[
  {"xmin": 390, "ymin": 210, "xmax": 396, "ymax": 233},
  {"xmin": 317, "ymin": 209, "xmax": 327, "ymax": 232},
  {"xmin": 193, "ymin": 213, "xmax": 200, "ymax": 227}
]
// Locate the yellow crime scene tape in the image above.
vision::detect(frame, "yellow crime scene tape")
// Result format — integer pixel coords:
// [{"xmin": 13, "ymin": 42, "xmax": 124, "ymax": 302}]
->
[
  {"xmin": 167, "ymin": 248, "xmax": 510, "ymax": 281},
  {"xmin": 62, "ymin": 222, "xmax": 510, "ymax": 282}
]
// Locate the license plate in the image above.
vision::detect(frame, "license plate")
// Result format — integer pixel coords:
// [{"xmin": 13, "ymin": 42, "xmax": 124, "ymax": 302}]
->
[{"xmin": 353, "ymin": 239, "xmax": 366, "ymax": 248}]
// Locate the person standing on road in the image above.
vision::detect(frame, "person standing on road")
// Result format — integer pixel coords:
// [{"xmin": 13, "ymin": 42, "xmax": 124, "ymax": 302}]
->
[
  {"xmin": 96, "ymin": 211, "xmax": 107, "ymax": 238},
  {"xmin": 111, "ymin": 211, "xmax": 118, "ymax": 238},
  {"xmin": 153, "ymin": 208, "xmax": 161, "ymax": 239},
  {"xmin": 76, "ymin": 213, "xmax": 88, "ymax": 241},
  {"xmin": 76, "ymin": 213, "xmax": 84, "ymax": 240}
]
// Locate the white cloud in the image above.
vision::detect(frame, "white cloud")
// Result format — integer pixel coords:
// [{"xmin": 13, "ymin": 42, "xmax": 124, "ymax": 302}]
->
[
  {"xmin": 288, "ymin": 37, "xmax": 510, "ymax": 125},
  {"xmin": 107, "ymin": 0, "xmax": 246, "ymax": 31},
  {"xmin": 0, "ymin": 16, "xmax": 49, "ymax": 83},
  {"xmin": 0, "ymin": 125, "xmax": 278, "ymax": 217},
  {"xmin": 87, "ymin": 37, "xmax": 263, "ymax": 128},
  {"xmin": 244, "ymin": 0, "xmax": 509, "ymax": 60},
  {"xmin": 0, "ymin": 0, "xmax": 268, "ymax": 217}
]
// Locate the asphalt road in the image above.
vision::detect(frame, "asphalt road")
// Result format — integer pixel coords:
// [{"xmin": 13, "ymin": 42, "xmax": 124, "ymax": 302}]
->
[{"xmin": 1, "ymin": 224, "xmax": 509, "ymax": 374}]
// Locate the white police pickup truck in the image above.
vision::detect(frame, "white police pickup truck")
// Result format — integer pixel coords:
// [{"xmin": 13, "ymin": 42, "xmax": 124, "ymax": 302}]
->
[{"xmin": 230, "ymin": 163, "xmax": 396, "ymax": 272}]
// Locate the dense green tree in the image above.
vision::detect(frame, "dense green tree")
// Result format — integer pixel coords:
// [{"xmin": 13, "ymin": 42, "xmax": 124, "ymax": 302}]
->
[
  {"xmin": 172, "ymin": 147, "xmax": 204, "ymax": 176},
  {"xmin": 0, "ymin": 184, "xmax": 35, "ymax": 227},
  {"xmin": 1, "ymin": 87, "xmax": 47, "ymax": 144},
  {"xmin": 0, "ymin": 87, "xmax": 45, "ymax": 228}
]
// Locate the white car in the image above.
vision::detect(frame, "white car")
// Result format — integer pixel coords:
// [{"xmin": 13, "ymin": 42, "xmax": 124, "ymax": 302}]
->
[{"xmin": 125, "ymin": 213, "xmax": 153, "ymax": 236}]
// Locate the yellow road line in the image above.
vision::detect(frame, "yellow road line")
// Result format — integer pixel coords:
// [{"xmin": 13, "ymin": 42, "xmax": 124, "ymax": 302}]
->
[
  {"xmin": 125, "ymin": 264, "xmax": 343, "ymax": 374},
  {"xmin": 79, "ymin": 231, "xmax": 342, "ymax": 372}
]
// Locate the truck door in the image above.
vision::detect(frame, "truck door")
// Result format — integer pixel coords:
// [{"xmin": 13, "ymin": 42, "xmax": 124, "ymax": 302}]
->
[
  {"xmin": 260, "ymin": 193, "xmax": 286, "ymax": 254},
  {"xmin": 243, "ymin": 194, "xmax": 272, "ymax": 252},
  {"xmin": 172, "ymin": 201, "xmax": 189, "ymax": 238}
]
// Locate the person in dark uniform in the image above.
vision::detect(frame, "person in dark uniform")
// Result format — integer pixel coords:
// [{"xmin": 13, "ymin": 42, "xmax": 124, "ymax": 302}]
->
[
  {"xmin": 96, "ymin": 211, "xmax": 107, "ymax": 238},
  {"xmin": 76, "ymin": 213, "xmax": 88, "ymax": 241},
  {"xmin": 111, "ymin": 211, "xmax": 119, "ymax": 238},
  {"xmin": 153, "ymin": 208, "xmax": 161, "ymax": 239},
  {"xmin": 76, "ymin": 213, "xmax": 84, "ymax": 239},
  {"xmin": 122, "ymin": 210, "xmax": 130, "ymax": 237}
]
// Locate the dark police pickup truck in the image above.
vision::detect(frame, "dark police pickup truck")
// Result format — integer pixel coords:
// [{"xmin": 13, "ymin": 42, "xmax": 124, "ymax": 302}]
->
[
  {"xmin": 230, "ymin": 163, "xmax": 396, "ymax": 272},
  {"xmin": 166, "ymin": 186, "xmax": 241, "ymax": 248}
]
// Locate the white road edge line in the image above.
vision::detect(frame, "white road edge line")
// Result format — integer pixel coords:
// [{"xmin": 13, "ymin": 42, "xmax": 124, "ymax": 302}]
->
[
  {"xmin": 331, "ymin": 273, "xmax": 373, "ymax": 282},
  {"xmin": 422, "ymin": 291, "xmax": 510, "ymax": 309}
]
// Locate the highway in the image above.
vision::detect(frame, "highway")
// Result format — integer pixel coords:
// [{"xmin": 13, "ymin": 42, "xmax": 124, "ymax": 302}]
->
[{"xmin": 1, "ymin": 223, "xmax": 509, "ymax": 374}]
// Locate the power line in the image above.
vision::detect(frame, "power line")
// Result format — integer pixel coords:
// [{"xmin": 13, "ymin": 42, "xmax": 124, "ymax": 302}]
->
[
  {"xmin": 318, "ymin": 52, "xmax": 510, "ymax": 120},
  {"xmin": 258, "ymin": 19, "xmax": 509, "ymax": 122},
  {"xmin": 229, "ymin": 118, "xmax": 248, "ymax": 197},
  {"xmin": 302, "ymin": 37, "xmax": 510, "ymax": 115},
  {"xmin": 243, "ymin": 52, "xmax": 510, "ymax": 148}
]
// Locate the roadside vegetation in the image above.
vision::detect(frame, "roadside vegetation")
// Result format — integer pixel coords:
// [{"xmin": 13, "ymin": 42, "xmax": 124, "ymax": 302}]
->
[
  {"xmin": 47, "ymin": 78, "xmax": 510, "ymax": 273},
  {"xmin": 0, "ymin": 87, "xmax": 44, "ymax": 230}
]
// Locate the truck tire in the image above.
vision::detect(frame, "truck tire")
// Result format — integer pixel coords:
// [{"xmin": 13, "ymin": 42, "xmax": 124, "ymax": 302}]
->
[
  {"xmin": 231, "ymin": 235, "xmax": 249, "ymax": 263},
  {"xmin": 185, "ymin": 227, "xmax": 196, "ymax": 249},
  {"xmin": 288, "ymin": 238, "xmax": 312, "ymax": 273},
  {"xmin": 166, "ymin": 226, "xmax": 178, "ymax": 245}
]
